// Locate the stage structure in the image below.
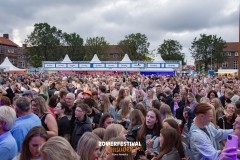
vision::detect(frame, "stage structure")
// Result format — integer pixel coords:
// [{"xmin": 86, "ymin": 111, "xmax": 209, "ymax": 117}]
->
[{"xmin": 42, "ymin": 54, "xmax": 182, "ymax": 75}]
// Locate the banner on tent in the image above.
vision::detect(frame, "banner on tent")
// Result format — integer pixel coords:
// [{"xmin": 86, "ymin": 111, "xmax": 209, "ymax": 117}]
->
[{"xmin": 43, "ymin": 62, "xmax": 180, "ymax": 69}]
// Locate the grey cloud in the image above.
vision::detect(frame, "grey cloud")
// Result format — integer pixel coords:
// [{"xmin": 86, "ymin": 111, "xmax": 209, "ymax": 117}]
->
[{"xmin": 0, "ymin": 0, "xmax": 238, "ymax": 62}]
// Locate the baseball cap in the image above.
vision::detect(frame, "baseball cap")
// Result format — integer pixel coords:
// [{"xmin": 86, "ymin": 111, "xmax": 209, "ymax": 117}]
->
[
  {"xmin": 115, "ymin": 82, "xmax": 121, "ymax": 86},
  {"xmin": 82, "ymin": 90, "xmax": 92, "ymax": 96},
  {"xmin": 22, "ymin": 90, "xmax": 33, "ymax": 97}
]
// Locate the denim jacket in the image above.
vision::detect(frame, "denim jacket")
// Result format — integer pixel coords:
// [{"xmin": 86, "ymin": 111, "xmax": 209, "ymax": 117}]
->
[{"xmin": 189, "ymin": 122, "xmax": 233, "ymax": 160}]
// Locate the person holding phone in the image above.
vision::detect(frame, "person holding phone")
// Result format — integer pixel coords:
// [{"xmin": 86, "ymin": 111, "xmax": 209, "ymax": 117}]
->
[{"xmin": 189, "ymin": 103, "xmax": 233, "ymax": 160}]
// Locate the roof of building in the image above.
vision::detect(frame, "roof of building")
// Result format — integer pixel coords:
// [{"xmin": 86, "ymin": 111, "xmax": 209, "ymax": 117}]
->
[
  {"xmin": 223, "ymin": 42, "xmax": 238, "ymax": 52},
  {"xmin": 106, "ymin": 45, "xmax": 121, "ymax": 53},
  {"xmin": 0, "ymin": 37, "xmax": 18, "ymax": 47}
]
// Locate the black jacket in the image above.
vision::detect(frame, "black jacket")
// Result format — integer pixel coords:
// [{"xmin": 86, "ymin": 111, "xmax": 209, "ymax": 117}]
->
[
  {"xmin": 126, "ymin": 124, "xmax": 141, "ymax": 142},
  {"xmin": 170, "ymin": 101, "xmax": 184, "ymax": 120},
  {"xmin": 87, "ymin": 107, "xmax": 102, "ymax": 129},
  {"xmin": 164, "ymin": 95, "xmax": 173, "ymax": 106},
  {"xmin": 71, "ymin": 114, "xmax": 92, "ymax": 150},
  {"xmin": 172, "ymin": 84, "xmax": 180, "ymax": 95},
  {"xmin": 219, "ymin": 95, "xmax": 231, "ymax": 108}
]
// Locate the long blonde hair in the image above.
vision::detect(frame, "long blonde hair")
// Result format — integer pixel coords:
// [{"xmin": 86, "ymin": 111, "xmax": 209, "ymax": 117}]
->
[
  {"xmin": 31, "ymin": 96, "xmax": 51, "ymax": 115},
  {"xmin": 41, "ymin": 136, "xmax": 79, "ymax": 160},
  {"xmin": 120, "ymin": 97, "xmax": 132, "ymax": 119},
  {"xmin": 159, "ymin": 104, "xmax": 173, "ymax": 121},
  {"xmin": 103, "ymin": 124, "xmax": 125, "ymax": 141},
  {"xmin": 77, "ymin": 132, "xmax": 101, "ymax": 160},
  {"xmin": 100, "ymin": 94, "xmax": 111, "ymax": 113}
]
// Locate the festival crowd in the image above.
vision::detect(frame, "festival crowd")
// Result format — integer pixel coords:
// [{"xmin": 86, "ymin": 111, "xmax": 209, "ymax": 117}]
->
[{"xmin": 0, "ymin": 72, "xmax": 240, "ymax": 160}]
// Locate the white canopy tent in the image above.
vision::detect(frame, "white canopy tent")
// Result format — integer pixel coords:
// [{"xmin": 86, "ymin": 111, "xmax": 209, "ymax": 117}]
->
[
  {"xmin": 0, "ymin": 57, "xmax": 25, "ymax": 72},
  {"xmin": 61, "ymin": 54, "xmax": 72, "ymax": 63},
  {"xmin": 90, "ymin": 54, "xmax": 101, "ymax": 63},
  {"xmin": 153, "ymin": 53, "xmax": 165, "ymax": 62},
  {"xmin": 120, "ymin": 54, "xmax": 132, "ymax": 63}
]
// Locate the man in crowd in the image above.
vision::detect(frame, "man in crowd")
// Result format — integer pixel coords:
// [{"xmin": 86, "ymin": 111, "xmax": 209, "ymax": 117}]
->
[
  {"xmin": 83, "ymin": 98, "xmax": 101, "ymax": 129},
  {"xmin": 156, "ymin": 85, "xmax": 166, "ymax": 102},
  {"xmin": 189, "ymin": 103, "xmax": 233, "ymax": 160},
  {"xmin": 82, "ymin": 90, "xmax": 92, "ymax": 99},
  {"xmin": 0, "ymin": 106, "xmax": 17, "ymax": 160},
  {"xmin": 59, "ymin": 89, "xmax": 69, "ymax": 103},
  {"xmin": 219, "ymin": 90, "xmax": 234, "ymax": 108},
  {"xmin": 11, "ymin": 97, "xmax": 41, "ymax": 151},
  {"xmin": 22, "ymin": 90, "xmax": 34, "ymax": 100},
  {"xmin": 164, "ymin": 87, "xmax": 173, "ymax": 106},
  {"xmin": 6, "ymin": 81, "xmax": 20, "ymax": 103},
  {"xmin": 65, "ymin": 93, "xmax": 77, "ymax": 132},
  {"xmin": 71, "ymin": 103, "xmax": 92, "ymax": 150}
]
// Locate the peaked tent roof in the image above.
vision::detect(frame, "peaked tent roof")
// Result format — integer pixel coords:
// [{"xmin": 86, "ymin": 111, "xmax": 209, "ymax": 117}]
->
[
  {"xmin": 0, "ymin": 57, "xmax": 25, "ymax": 71},
  {"xmin": 90, "ymin": 54, "xmax": 101, "ymax": 63},
  {"xmin": 120, "ymin": 54, "xmax": 132, "ymax": 63},
  {"xmin": 153, "ymin": 54, "xmax": 165, "ymax": 62},
  {"xmin": 61, "ymin": 54, "xmax": 72, "ymax": 63}
]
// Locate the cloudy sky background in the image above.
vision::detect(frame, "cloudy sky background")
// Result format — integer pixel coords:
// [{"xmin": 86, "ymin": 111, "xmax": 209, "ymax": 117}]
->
[{"xmin": 0, "ymin": 0, "xmax": 239, "ymax": 65}]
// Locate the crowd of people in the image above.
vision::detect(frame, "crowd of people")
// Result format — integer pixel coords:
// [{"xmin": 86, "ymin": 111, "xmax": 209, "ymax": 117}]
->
[{"xmin": 0, "ymin": 72, "xmax": 240, "ymax": 160}]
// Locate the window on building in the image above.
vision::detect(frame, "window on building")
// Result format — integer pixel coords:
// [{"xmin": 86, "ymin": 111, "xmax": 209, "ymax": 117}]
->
[
  {"xmin": 235, "ymin": 52, "xmax": 239, "ymax": 56},
  {"xmin": 233, "ymin": 61, "xmax": 238, "ymax": 69},
  {"xmin": 225, "ymin": 52, "xmax": 231, "ymax": 56},
  {"xmin": 10, "ymin": 59, "xmax": 14, "ymax": 64},
  {"xmin": 8, "ymin": 49, "xmax": 14, "ymax": 53},
  {"xmin": 222, "ymin": 62, "xmax": 228, "ymax": 68},
  {"xmin": 18, "ymin": 62, "xmax": 24, "ymax": 68},
  {"xmin": 113, "ymin": 54, "xmax": 118, "ymax": 58}
]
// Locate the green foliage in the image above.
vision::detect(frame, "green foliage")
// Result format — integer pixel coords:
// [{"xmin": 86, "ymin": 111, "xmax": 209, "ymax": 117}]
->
[
  {"xmin": 117, "ymin": 33, "xmax": 150, "ymax": 61},
  {"xmin": 24, "ymin": 23, "xmax": 63, "ymax": 62},
  {"xmin": 84, "ymin": 36, "xmax": 110, "ymax": 61},
  {"xmin": 31, "ymin": 54, "xmax": 42, "ymax": 68},
  {"xmin": 157, "ymin": 39, "xmax": 185, "ymax": 65},
  {"xmin": 62, "ymin": 32, "xmax": 84, "ymax": 61},
  {"xmin": 189, "ymin": 34, "xmax": 227, "ymax": 71}
]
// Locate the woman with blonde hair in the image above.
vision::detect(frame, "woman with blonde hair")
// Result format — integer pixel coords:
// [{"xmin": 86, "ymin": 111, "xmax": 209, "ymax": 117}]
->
[
  {"xmin": 126, "ymin": 109, "xmax": 145, "ymax": 142},
  {"xmin": 115, "ymin": 88, "xmax": 126, "ymax": 112},
  {"xmin": 159, "ymin": 104, "xmax": 174, "ymax": 121},
  {"xmin": 103, "ymin": 124, "xmax": 126, "ymax": 141},
  {"xmin": 210, "ymin": 98, "xmax": 224, "ymax": 121},
  {"xmin": 99, "ymin": 94, "xmax": 116, "ymax": 120},
  {"xmin": 77, "ymin": 132, "xmax": 101, "ymax": 160},
  {"xmin": 181, "ymin": 92, "xmax": 198, "ymax": 145},
  {"xmin": 92, "ymin": 128, "xmax": 106, "ymax": 140},
  {"xmin": 116, "ymin": 97, "xmax": 134, "ymax": 129},
  {"xmin": 39, "ymin": 84, "xmax": 49, "ymax": 100},
  {"xmin": 31, "ymin": 96, "xmax": 58, "ymax": 137},
  {"xmin": 40, "ymin": 136, "xmax": 79, "ymax": 160},
  {"xmin": 143, "ymin": 88, "xmax": 158, "ymax": 110},
  {"xmin": 105, "ymin": 137, "xmax": 133, "ymax": 160}
]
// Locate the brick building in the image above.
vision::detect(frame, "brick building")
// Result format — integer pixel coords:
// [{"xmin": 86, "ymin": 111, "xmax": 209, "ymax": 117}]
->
[
  {"xmin": 106, "ymin": 45, "xmax": 122, "ymax": 61},
  {"xmin": 221, "ymin": 42, "xmax": 238, "ymax": 69},
  {"xmin": 0, "ymin": 34, "xmax": 27, "ymax": 69}
]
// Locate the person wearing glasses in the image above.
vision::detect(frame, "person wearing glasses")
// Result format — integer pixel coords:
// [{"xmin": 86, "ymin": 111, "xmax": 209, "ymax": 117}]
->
[{"xmin": 70, "ymin": 103, "xmax": 92, "ymax": 150}]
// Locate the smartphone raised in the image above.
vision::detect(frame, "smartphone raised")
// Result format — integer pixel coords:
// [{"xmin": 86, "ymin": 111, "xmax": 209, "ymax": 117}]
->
[{"xmin": 224, "ymin": 134, "xmax": 238, "ymax": 159}]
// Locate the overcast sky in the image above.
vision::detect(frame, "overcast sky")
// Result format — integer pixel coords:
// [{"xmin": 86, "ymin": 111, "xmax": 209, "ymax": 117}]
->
[{"xmin": 0, "ymin": 0, "xmax": 239, "ymax": 65}]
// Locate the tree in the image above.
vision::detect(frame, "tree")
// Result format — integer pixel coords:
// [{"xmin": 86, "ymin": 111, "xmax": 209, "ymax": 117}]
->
[
  {"xmin": 157, "ymin": 39, "xmax": 186, "ymax": 65},
  {"xmin": 62, "ymin": 32, "xmax": 84, "ymax": 61},
  {"xmin": 117, "ymin": 33, "xmax": 150, "ymax": 61},
  {"xmin": 30, "ymin": 54, "xmax": 42, "ymax": 68},
  {"xmin": 24, "ymin": 23, "xmax": 63, "ymax": 63},
  {"xmin": 84, "ymin": 36, "xmax": 110, "ymax": 61},
  {"xmin": 189, "ymin": 34, "xmax": 227, "ymax": 71}
]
